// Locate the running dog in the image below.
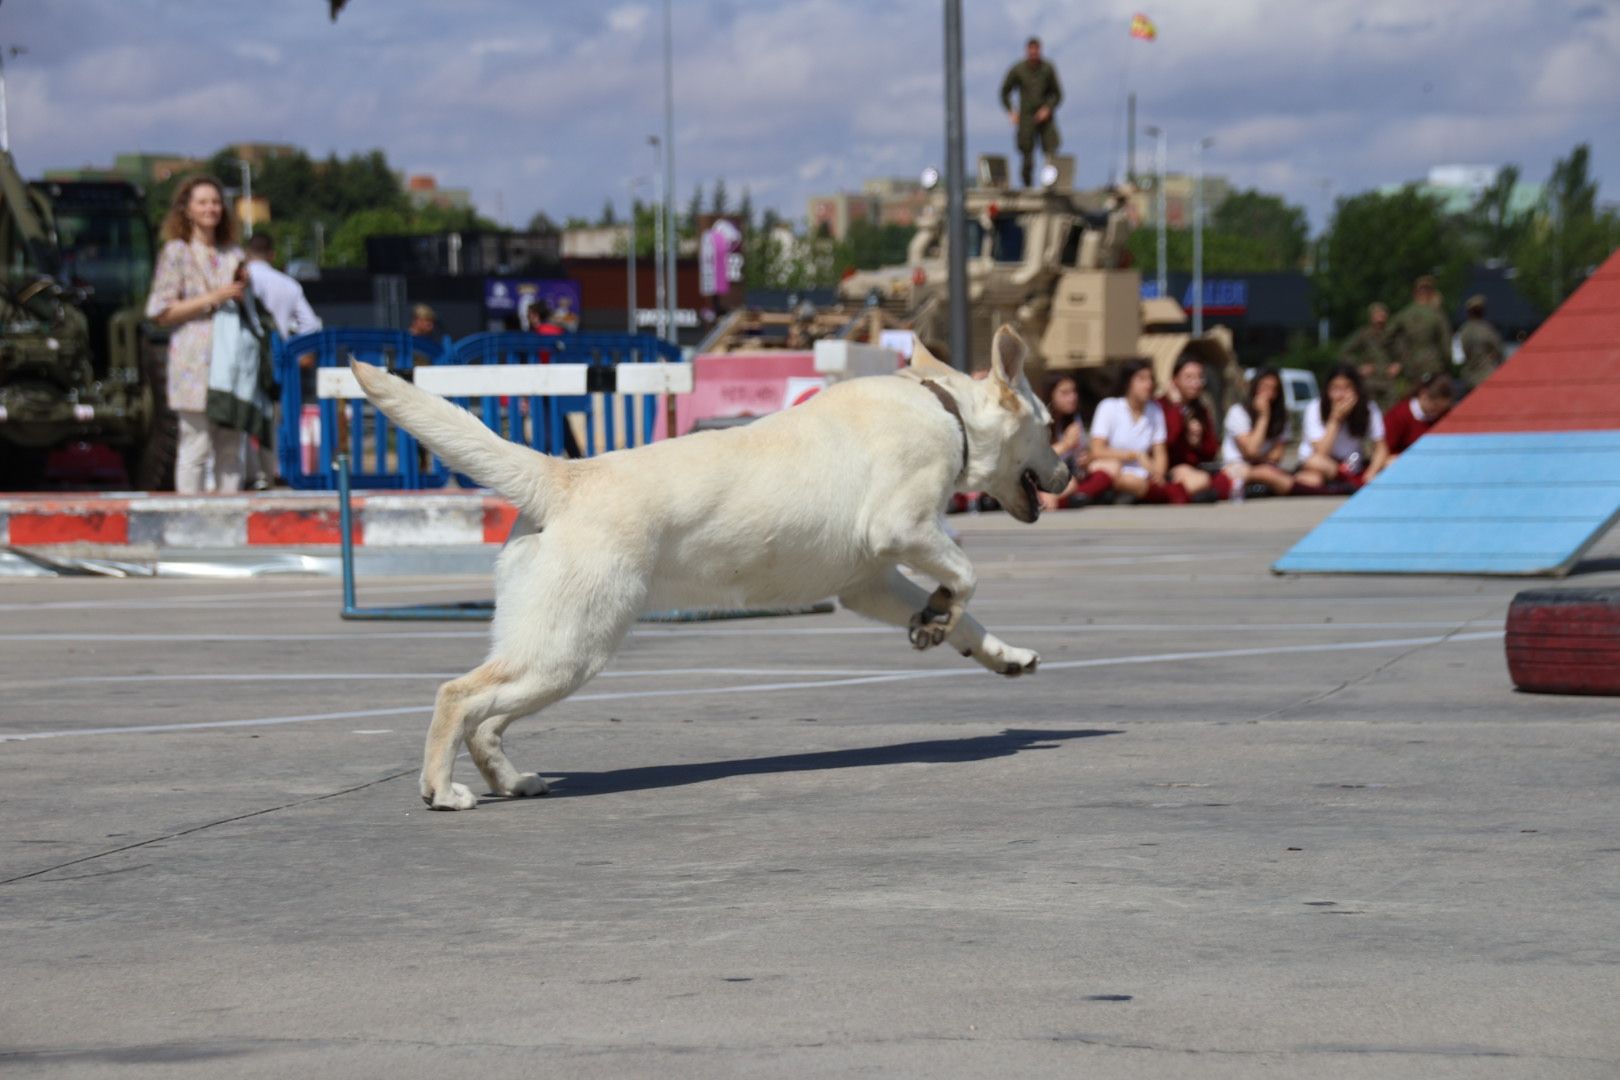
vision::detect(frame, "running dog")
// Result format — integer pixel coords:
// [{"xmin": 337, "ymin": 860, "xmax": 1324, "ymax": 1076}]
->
[{"xmin": 349, "ymin": 325, "xmax": 1070, "ymax": 809}]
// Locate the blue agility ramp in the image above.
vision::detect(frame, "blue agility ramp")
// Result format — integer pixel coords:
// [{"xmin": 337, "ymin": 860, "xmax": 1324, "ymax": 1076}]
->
[
  {"xmin": 1276, "ymin": 249, "xmax": 1620, "ymax": 577},
  {"xmin": 1274, "ymin": 432, "xmax": 1620, "ymax": 576}
]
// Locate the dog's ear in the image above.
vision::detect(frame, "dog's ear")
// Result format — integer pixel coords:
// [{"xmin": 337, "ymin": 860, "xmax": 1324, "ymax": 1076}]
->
[
  {"xmin": 990, "ymin": 325, "xmax": 1027, "ymax": 386},
  {"xmin": 907, "ymin": 337, "xmax": 956, "ymax": 378}
]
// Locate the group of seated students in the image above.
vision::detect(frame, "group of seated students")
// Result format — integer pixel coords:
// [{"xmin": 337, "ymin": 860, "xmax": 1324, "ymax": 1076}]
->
[{"xmin": 1030, "ymin": 357, "xmax": 1455, "ymax": 512}]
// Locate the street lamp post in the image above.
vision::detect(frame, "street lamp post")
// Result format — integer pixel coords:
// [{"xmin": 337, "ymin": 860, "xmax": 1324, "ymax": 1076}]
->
[
  {"xmin": 0, "ymin": 45, "xmax": 26, "ymax": 154},
  {"xmin": 943, "ymin": 0, "xmax": 969, "ymax": 371},
  {"xmin": 626, "ymin": 180, "xmax": 642, "ymax": 335},
  {"xmin": 1144, "ymin": 125, "xmax": 1167, "ymax": 300},
  {"xmin": 1193, "ymin": 136, "xmax": 1214, "ymax": 335},
  {"xmin": 661, "ymin": 0, "xmax": 677, "ymax": 349},
  {"xmin": 648, "ymin": 136, "xmax": 664, "ymax": 340},
  {"xmin": 234, "ymin": 158, "xmax": 255, "ymax": 238}
]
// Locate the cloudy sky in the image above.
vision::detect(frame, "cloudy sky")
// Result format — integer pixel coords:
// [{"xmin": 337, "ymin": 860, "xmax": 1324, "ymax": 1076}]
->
[{"xmin": 6, "ymin": 0, "xmax": 1618, "ymax": 231}]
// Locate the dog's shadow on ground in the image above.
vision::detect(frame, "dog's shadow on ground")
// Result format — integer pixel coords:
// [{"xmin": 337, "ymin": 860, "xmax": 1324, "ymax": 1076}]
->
[{"xmin": 536, "ymin": 727, "xmax": 1118, "ymax": 799}]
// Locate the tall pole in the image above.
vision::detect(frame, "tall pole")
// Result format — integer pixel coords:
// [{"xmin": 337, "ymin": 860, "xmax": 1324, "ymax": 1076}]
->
[
  {"xmin": 943, "ymin": 0, "xmax": 969, "ymax": 372},
  {"xmin": 1145, "ymin": 126, "xmax": 1167, "ymax": 300},
  {"xmin": 0, "ymin": 45, "xmax": 23, "ymax": 154},
  {"xmin": 1193, "ymin": 137, "xmax": 1212, "ymax": 334},
  {"xmin": 626, "ymin": 183, "xmax": 638, "ymax": 335},
  {"xmin": 0, "ymin": 56, "xmax": 9, "ymax": 153},
  {"xmin": 239, "ymin": 159, "xmax": 254, "ymax": 238},
  {"xmin": 649, "ymin": 137, "xmax": 665, "ymax": 339},
  {"xmin": 661, "ymin": 0, "xmax": 677, "ymax": 348},
  {"xmin": 1126, "ymin": 92, "xmax": 1136, "ymax": 182}
]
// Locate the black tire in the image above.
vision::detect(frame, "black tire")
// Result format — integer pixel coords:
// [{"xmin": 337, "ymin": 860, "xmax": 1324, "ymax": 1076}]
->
[{"xmin": 128, "ymin": 336, "xmax": 177, "ymax": 491}]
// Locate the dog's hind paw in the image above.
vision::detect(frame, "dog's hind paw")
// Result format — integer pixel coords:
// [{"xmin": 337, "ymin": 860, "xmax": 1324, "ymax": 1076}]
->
[
  {"xmin": 999, "ymin": 650, "xmax": 1039, "ymax": 677},
  {"xmin": 424, "ymin": 782, "xmax": 478, "ymax": 811},
  {"xmin": 505, "ymin": 773, "xmax": 550, "ymax": 798}
]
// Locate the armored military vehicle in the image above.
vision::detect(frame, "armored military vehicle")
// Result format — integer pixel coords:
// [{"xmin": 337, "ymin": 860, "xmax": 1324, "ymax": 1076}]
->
[
  {"xmin": 835, "ymin": 153, "xmax": 1243, "ymax": 410},
  {"xmin": 0, "ymin": 151, "xmax": 172, "ymax": 489}
]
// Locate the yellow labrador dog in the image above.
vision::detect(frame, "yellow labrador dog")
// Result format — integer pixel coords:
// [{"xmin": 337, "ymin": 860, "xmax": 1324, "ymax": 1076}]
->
[{"xmin": 350, "ymin": 325, "xmax": 1070, "ymax": 809}]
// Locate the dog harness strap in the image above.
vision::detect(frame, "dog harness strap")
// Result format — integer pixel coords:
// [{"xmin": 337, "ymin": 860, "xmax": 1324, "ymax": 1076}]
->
[{"xmin": 917, "ymin": 379, "xmax": 969, "ymax": 478}]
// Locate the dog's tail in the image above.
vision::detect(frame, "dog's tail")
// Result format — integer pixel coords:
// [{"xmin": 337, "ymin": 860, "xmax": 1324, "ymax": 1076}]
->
[{"xmin": 348, "ymin": 359, "xmax": 564, "ymax": 523}]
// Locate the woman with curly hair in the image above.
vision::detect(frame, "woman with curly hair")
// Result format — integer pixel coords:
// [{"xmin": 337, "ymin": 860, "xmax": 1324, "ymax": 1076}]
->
[{"xmin": 144, "ymin": 175, "xmax": 246, "ymax": 492}]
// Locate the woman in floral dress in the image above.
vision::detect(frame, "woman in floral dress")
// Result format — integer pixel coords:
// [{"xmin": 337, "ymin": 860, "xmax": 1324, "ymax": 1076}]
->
[{"xmin": 144, "ymin": 176, "xmax": 246, "ymax": 493}]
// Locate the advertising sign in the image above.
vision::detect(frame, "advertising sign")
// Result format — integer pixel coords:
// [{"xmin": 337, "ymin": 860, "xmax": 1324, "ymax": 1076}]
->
[{"xmin": 484, "ymin": 278, "xmax": 583, "ymax": 323}]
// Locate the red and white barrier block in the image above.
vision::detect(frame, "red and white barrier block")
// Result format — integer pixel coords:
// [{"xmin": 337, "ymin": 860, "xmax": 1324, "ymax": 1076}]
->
[{"xmin": 0, "ymin": 492, "xmax": 520, "ymax": 549}]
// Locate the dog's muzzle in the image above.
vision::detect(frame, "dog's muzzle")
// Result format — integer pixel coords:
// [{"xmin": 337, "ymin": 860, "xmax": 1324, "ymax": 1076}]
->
[{"xmin": 1040, "ymin": 462, "xmax": 1073, "ymax": 494}]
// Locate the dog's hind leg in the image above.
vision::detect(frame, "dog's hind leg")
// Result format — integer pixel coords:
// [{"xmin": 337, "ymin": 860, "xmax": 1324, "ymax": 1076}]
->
[
  {"xmin": 422, "ymin": 539, "xmax": 646, "ymax": 810},
  {"xmin": 839, "ymin": 567, "xmax": 1039, "ymax": 677},
  {"xmin": 465, "ymin": 711, "xmax": 548, "ymax": 798}
]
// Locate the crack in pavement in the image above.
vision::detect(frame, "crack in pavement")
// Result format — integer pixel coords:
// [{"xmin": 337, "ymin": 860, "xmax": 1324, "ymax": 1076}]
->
[{"xmin": 0, "ymin": 766, "xmax": 417, "ymax": 887}]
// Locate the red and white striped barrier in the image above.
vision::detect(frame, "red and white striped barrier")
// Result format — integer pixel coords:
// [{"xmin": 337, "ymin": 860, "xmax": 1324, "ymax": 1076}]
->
[{"xmin": 0, "ymin": 491, "xmax": 520, "ymax": 549}]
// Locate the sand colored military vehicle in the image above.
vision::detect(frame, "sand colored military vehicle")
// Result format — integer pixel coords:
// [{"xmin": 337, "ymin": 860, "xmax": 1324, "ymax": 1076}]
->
[
  {"xmin": 834, "ymin": 153, "xmax": 1243, "ymax": 409},
  {"xmin": 0, "ymin": 151, "xmax": 172, "ymax": 488}
]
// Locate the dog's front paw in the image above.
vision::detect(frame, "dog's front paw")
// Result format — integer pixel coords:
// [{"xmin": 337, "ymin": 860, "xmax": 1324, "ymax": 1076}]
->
[
  {"xmin": 504, "ymin": 773, "xmax": 550, "ymax": 798},
  {"xmin": 424, "ymin": 782, "xmax": 478, "ymax": 811}
]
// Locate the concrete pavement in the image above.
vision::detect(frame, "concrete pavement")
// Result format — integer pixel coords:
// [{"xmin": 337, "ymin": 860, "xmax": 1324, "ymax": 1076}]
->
[{"xmin": 2, "ymin": 499, "xmax": 1617, "ymax": 1078}]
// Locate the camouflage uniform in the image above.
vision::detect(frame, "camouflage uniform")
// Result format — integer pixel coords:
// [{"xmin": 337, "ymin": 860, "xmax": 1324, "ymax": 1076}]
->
[
  {"xmin": 1340, "ymin": 322, "xmax": 1395, "ymax": 406},
  {"xmin": 1458, "ymin": 315, "xmax": 1504, "ymax": 388},
  {"xmin": 1000, "ymin": 59, "xmax": 1062, "ymax": 187},
  {"xmin": 1387, "ymin": 300, "xmax": 1452, "ymax": 390}
]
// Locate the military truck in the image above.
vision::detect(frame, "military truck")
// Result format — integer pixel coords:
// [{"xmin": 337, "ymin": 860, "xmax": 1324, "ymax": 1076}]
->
[
  {"xmin": 0, "ymin": 150, "xmax": 172, "ymax": 489},
  {"xmin": 834, "ymin": 153, "xmax": 1244, "ymax": 410}
]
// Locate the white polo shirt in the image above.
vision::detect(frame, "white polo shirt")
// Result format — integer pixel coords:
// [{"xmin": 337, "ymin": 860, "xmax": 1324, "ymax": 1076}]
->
[
  {"xmin": 1221, "ymin": 403, "xmax": 1291, "ymax": 465},
  {"xmin": 1091, "ymin": 397, "xmax": 1167, "ymax": 476}
]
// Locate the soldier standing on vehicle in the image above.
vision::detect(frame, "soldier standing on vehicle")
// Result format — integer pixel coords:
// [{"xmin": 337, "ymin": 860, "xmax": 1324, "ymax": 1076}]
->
[
  {"xmin": 1340, "ymin": 302, "xmax": 1397, "ymax": 407},
  {"xmin": 1000, "ymin": 36, "xmax": 1063, "ymax": 188},
  {"xmin": 1457, "ymin": 294, "xmax": 1504, "ymax": 389},
  {"xmin": 1387, "ymin": 275, "xmax": 1452, "ymax": 393}
]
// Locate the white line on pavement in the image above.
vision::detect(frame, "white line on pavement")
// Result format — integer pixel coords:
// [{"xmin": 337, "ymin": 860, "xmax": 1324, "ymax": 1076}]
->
[{"xmin": 0, "ymin": 631, "xmax": 1505, "ymax": 743}]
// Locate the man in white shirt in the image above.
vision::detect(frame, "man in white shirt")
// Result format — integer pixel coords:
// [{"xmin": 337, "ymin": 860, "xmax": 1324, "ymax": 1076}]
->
[{"xmin": 243, "ymin": 234, "xmax": 322, "ymax": 488}]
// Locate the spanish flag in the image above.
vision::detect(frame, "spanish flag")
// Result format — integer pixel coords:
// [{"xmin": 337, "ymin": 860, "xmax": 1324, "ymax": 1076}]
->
[{"xmin": 1130, "ymin": 13, "xmax": 1158, "ymax": 40}]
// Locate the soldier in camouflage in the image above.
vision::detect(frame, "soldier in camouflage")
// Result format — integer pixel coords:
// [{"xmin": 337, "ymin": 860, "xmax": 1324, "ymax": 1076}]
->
[
  {"xmin": 1000, "ymin": 37, "xmax": 1063, "ymax": 188},
  {"xmin": 1457, "ymin": 294, "xmax": 1504, "ymax": 389},
  {"xmin": 1387, "ymin": 275, "xmax": 1453, "ymax": 394},
  {"xmin": 1340, "ymin": 301, "xmax": 1397, "ymax": 407}
]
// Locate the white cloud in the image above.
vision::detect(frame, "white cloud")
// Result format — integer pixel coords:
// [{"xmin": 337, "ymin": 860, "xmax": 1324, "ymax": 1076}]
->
[{"xmin": 6, "ymin": 0, "xmax": 1616, "ymax": 234}]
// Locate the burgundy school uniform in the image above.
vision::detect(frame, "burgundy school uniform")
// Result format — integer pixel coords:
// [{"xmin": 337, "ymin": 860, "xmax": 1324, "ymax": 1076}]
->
[
  {"xmin": 1157, "ymin": 395, "xmax": 1219, "ymax": 469},
  {"xmin": 1384, "ymin": 397, "xmax": 1440, "ymax": 455}
]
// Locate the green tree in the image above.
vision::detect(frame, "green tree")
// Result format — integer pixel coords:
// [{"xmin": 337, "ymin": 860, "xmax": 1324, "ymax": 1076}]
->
[
  {"xmin": 710, "ymin": 177, "xmax": 729, "ymax": 218},
  {"xmin": 323, "ymin": 206, "xmax": 413, "ymax": 268},
  {"xmin": 1314, "ymin": 186, "xmax": 1468, "ymax": 336},
  {"xmin": 598, "ymin": 198, "xmax": 618, "ymax": 227},
  {"xmin": 831, "ymin": 220, "xmax": 914, "ymax": 274},
  {"xmin": 1463, "ymin": 164, "xmax": 1528, "ymax": 263},
  {"xmin": 1512, "ymin": 144, "xmax": 1620, "ymax": 312},
  {"xmin": 527, "ymin": 210, "xmax": 560, "ymax": 234},
  {"xmin": 737, "ymin": 187, "xmax": 754, "ymax": 233},
  {"xmin": 1210, "ymin": 189, "xmax": 1309, "ymax": 269},
  {"xmin": 685, "ymin": 182, "xmax": 704, "ymax": 233}
]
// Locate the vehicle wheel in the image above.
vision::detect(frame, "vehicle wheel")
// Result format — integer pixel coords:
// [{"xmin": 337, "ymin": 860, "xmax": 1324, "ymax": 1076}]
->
[
  {"xmin": 1505, "ymin": 587, "xmax": 1620, "ymax": 696},
  {"xmin": 128, "ymin": 338, "xmax": 177, "ymax": 491}
]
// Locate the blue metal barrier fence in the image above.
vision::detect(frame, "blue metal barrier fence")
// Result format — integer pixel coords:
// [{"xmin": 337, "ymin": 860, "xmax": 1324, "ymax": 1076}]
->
[{"xmin": 274, "ymin": 330, "xmax": 682, "ymax": 491}]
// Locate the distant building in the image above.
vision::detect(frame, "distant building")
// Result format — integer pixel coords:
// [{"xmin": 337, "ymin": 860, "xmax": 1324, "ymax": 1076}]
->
[
  {"xmin": 1130, "ymin": 172, "xmax": 1232, "ymax": 229},
  {"xmin": 807, "ymin": 192, "xmax": 872, "ymax": 239},
  {"xmin": 561, "ymin": 224, "xmax": 629, "ymax": 258},
  {"xmin": 1379, "ymin": 164, "xmax": 1544, "ymax": 218},
  {"xmin": 807, "ymin": 178, "xmax": 932, "ymax": 239},
  {"xmin": 404, "ymin": 174, "xmax": 472, "ymax": 212}
]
